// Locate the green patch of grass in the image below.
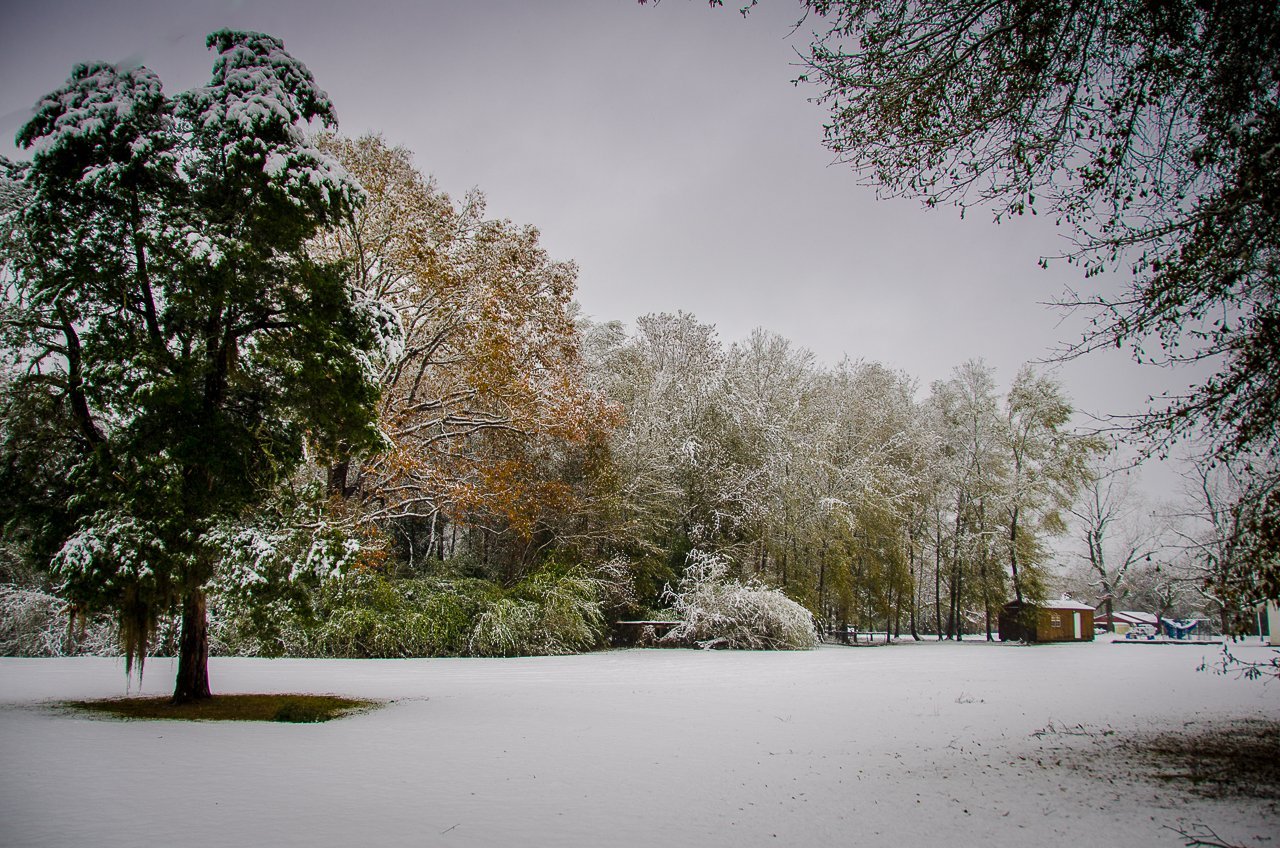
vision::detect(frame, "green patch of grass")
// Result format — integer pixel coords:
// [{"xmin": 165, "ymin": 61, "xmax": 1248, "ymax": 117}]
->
[{"xmin": 66, "ymin": 693, "xmax": 378, "ymax": 723}]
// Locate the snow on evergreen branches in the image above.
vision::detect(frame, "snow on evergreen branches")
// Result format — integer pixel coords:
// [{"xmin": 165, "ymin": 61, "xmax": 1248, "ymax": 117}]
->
[
  {"xmin": 17, "ymin": 62, "xmax": 165, "ymax": 165},
  {"xmin": 52, "ymin": 511, "xmax": 170, "ymax": 594},
  {"xmin": 176, "ymin": 30, "xmax": 363, "ymax": 217}
]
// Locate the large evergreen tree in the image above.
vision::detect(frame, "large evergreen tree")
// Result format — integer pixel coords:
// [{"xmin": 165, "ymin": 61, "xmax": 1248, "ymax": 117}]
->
[{"xmin": 0, "ymin": 31, "xmax": 381, "ymax": 701}]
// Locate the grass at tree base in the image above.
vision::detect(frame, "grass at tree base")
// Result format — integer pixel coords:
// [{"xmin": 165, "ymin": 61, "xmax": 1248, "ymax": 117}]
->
[{"xmin": 66, "ymin": 693, "xmax": 379, "ymax": 723}]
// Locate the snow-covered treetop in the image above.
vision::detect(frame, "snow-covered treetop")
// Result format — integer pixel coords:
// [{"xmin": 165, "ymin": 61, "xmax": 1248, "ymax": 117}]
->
[
  {"xmin": 16, "ymin": 62, "xmax": 167, "ymax": 184},
  {"xmin": 181, "ymin": 30, "xmax": 335, "ymax": 135},
  {"xmin": 176, "ymin": 30, "xmax": 360, "ymax": 217},
  {"xmin": 14, "ymin": 31, "xmax": 357, "ymax": 216}
]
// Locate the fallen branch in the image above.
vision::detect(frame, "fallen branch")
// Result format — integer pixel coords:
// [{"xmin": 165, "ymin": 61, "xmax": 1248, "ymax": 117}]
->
[{"xmin": 1166, "ymin": 823, "xmax": 1256, "ymax": 848}]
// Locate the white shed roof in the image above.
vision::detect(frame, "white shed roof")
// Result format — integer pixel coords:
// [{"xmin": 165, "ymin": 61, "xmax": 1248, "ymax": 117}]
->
[
  {"xmin": 1111, "ymin": 611, "xmax": 1159, "ymax": 625},
  {"xmin": 1041, "ymin": 599, "xmax": 1095, "ymax": 611}
]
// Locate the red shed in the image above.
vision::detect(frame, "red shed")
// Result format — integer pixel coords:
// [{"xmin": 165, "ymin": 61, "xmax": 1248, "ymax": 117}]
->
[{"xmin": 999, "ymin": 599, "xmax": 1095, "ymax": 643}]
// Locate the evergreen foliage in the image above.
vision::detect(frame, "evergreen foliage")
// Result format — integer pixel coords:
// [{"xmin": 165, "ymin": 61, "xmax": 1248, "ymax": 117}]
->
[{"xmin": 0, "ymin": 32, "xmax": 381, "ymax": 699}]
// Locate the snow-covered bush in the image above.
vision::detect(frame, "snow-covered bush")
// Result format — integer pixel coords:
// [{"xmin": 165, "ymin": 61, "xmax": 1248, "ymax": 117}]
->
[
  {"xmin": 590, "ymin": 556, "xmax": 640, "ymax": 619},
  {"xmin": 468, "ymin": 598, "xmax": 544, "ymax": 657},
  {"xmin": 469, "ymin": 566, "xmax": 608, "ymax": 657},
  {"xmin": 212, "ymin": 556, "xmax": 613, "ymax": 659},
  {"xmin": 661, "ymin": 551, "xmax": 818, "ymax": 650},
  {"xmin": 218, "ymin": 572, "xmax": 493, "ymax": 659},
  {"xmin": 0, "ymin": 584, "xmax": 116, "ymax": 657},
  {"xmin": 305, "ymin": 574, "xmax": 497, "ymax": 658}
]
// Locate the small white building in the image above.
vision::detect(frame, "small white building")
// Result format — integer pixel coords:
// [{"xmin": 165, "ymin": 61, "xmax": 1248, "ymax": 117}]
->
[
  {"xmin": 1258, "ymin": 601, "xmax": 1280, "ymax": 646},
  {"xmin": 1093, "ymin": 609, "xmax": 1158, "ymax": 635}
]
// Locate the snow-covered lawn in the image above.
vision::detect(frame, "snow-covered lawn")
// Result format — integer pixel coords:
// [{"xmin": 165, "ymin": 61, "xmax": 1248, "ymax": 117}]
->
[{"xmin": 2, "ymin": 639, "xmax": 1276, "ymax": 847}]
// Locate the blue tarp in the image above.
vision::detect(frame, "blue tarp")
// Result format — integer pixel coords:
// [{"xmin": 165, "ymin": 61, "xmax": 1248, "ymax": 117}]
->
[{"xmin": 1160, "ymin": 618, "xmax": 1199, "ymax": 639}]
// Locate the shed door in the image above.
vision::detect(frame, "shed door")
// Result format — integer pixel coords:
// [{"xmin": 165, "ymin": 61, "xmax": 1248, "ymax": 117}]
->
[{"xmin": 1073, "ymin": 612, "xmax": 1082, "ymax": 639}]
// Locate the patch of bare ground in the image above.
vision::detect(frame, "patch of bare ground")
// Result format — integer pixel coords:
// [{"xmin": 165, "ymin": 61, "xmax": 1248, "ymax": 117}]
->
[
  {"xmin": 1031, "ymin": 717, "xmax": 1279, "ymax": 802},
  {"xmin": 1124, "ymin": 719, "xmax": 1280, "ymax": 802},
  {"xmin": 1029, "ymin": 718, "xmax": 1279, "ymax": 848}
]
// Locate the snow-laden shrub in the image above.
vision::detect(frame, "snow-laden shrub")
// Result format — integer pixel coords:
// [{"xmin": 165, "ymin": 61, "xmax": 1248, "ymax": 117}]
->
[
  {"xmin": 661, "ymin": 551, "xmax": 818, "ymax": 650},
  {"xmin": 0, "ymin": 584, "xmax": 116, "ymax": 657},
  {"xmin": 468, "ymin": 598, "xmax": 543, "ymax": 657},
  {"xmin": 469, "ymin": 567, "xmax": 607, "ymax": 657},
  {"xmin": 590, "ymin": 556, "xmax": 640, "ymax": 619},
  {"xmin": 214, "ymin": 560, "xmax": 613, "ymax": 659},
  {"xmin": 290, "ymin": 574, "xmax": 497, "ymax": 658},
  {"xmin": 209, "ymin": 595, "xmax": 311, "ymax": 657}
]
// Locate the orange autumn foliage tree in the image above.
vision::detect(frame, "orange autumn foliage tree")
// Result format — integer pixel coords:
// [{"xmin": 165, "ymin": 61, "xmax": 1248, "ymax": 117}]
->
[{"xmin": 309, "ymin": 134, "xmax": 618, "ymax": 571}]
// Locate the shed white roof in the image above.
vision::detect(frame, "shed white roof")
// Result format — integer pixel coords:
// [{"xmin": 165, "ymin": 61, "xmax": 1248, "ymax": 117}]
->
[
  {"xmin": 1109, "ymin": 611, "xmax": 1159, "ymax": 624},
  {"xmin": 1041, "ymin": 599, "xmax": 1095, "ymax": 611}
]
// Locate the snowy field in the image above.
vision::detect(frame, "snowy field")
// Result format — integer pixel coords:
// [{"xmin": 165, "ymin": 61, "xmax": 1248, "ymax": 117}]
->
[{"xmin": 2, "ymin": 639, "xmax": 1277, "ymax": 848}]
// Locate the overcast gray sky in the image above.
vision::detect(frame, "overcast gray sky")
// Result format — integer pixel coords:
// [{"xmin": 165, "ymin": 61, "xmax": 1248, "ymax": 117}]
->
[{"xmin": 1, "ymin": 0, "xmax": 1196, "ymax": 495}]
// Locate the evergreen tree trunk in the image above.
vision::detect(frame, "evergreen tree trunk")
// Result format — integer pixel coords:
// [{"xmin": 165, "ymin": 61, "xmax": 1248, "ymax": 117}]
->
[
  {"xmin": 327, "ymin": 458, "xmax": 351, "ymax": 497},
  {"xmin": 173, "ymin": 588, "xmax": 211, "ymax": 704}
]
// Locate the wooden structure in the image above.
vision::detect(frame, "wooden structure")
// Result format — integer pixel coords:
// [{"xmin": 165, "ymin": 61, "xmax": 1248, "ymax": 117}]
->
[{"xmin": 999, "ymin": 599, "xmax": 1095, "ymax": 643}]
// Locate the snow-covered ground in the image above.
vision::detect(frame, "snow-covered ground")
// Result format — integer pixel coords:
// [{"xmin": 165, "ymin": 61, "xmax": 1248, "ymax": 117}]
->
[{"xmin": 2, "ymin": 638, "xmax": 1276, "ymax": 847}]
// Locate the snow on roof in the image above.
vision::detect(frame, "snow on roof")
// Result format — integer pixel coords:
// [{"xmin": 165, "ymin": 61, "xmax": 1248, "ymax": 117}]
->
[
  {"xmin": 1112, "ymin": 611, "xmax": 1159, "ymax": 624},
  {"xmin": 1094, "ymin": 610, "xmax": 1159, "ymax": 624},
  {"xmin": 1040, "ymin": 599, "xmax": 1095, "ymax": 611}
]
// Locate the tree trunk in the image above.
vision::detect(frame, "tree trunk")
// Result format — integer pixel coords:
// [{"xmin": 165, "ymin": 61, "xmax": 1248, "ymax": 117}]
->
[
  {"xmin": 934, "ymin": 516, "xmax": 943, "ymax": 640},
  {"xmin": 978, "ymin": 498, "xmax": 992, "ymax": 641},
  {"xmin": 817, "ymin": 537, "xmax": 828, "ymax": 631},
  {"xmin": 1009, "ymin": 506, "xmax": 1023, "ymax": 603},
  {"xmin": 173, "ymin": 588, "xmax": 211, "ymax": 703},
  {"xmin": 981, "ymin": 555, "xmax": 994, "ymax": 641},
  {"xmin": 890, "ymin": 587, "xmax": 898, "ymax": 642},
  {"xmin": 951, "ymin": 503, "xmax": 964, "ymax": 640},
  {"xmin": 908, "ymin": 530, "xmax": 921, "ymax": 640},
  {"xmin": 327, "ymin": 458, "xmax": 352, "ymax": 497}
]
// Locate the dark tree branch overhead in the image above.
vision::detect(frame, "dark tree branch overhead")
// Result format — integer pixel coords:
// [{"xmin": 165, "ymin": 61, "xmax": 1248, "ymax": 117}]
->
[{"xmin": 643, "ymin": 0, "xmax": 1280, "ymax": 596}]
